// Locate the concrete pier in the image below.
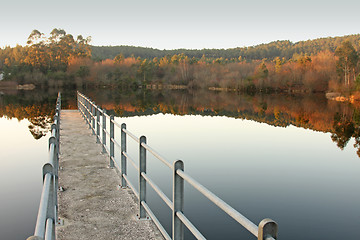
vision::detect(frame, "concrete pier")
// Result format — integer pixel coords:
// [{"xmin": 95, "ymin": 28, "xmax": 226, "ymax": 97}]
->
[{"xmin": 56, "ymin": 110, "xmax": 163, "ymax": 240}]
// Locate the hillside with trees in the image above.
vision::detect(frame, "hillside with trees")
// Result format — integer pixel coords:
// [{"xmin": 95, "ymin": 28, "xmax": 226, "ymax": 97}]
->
[
  {"xmin": 91, "ymin": 34, "xmax": 360, "ymax": 61},
  {"xmin": 1, "ymin": 29, "xmax": 360, "ymax": 97}
]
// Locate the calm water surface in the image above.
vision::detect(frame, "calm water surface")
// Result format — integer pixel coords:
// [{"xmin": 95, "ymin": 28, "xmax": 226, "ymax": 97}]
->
[
  {"xmin": 114, "ymin": 114, "xmax": 360, "ymax": 240},
  {"xmin": 1, "ymin": 89, "xmax": 359, "ymax": 239},
  {"xmin": 0, "ymin": 118, "xmax": 48, "ymax": 239}
]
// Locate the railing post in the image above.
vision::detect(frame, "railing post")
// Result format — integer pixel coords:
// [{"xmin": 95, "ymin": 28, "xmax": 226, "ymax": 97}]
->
[
  {"xmin": 77, "ymin": 91, "xmax": 79, "ymax": 110},
  {"xmin": 258, "ymin": 219, "xmax": 278, "ymax": 240},
  {"xmin": 50, "ymin": 125, "xmax": 59, "ymax": 226},
  {"xmin": 121, "ymin": 123, "xmax": 127, "ymax": 188},
  {"xmin": 102, "ymin": 110, "xmax": 107, "ymax": 154},
  {"xmin": 86, "ymin": 98, "xmax": 90, "ymax": 127},
  {"xmin": 49, "ymin": 174, "xmax": 56, "ymax": 239},
  {"xmin": 139, "ymin": 136, "xmax": 147, "ymax": 219},
  {"xmin": 55, "ymin": 110, "xmax": 60, "ymax": 153},
  {"xmin": 88, "ymin": 100, "xmax": 91, "ymax": 129},
  {"xmin": 109, "ymin": 115, "xmax": 115, "ymax": 168},
  {"xmin": 96, "ymin": 106, "xmax": 100, "ymax": 143},
  {"xmin": 173, "ymin": 160, "xmax": 184, "ymax": 240},
  {"xmin": 91, "ymin": 101, "xmax": 96, "ymax": 135}
]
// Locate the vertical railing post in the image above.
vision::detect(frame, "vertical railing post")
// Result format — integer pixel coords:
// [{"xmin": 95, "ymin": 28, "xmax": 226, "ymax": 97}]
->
[
  {"xmin": 139, "ymin": 136, "xmax": 147, "ymax": 219},
  {"xmin": 77, "ymin": 91, "xmax": 79, "ymax": 110},
  {"xmin": 82, "ymin": 94, "xmax": 86, "ymax": 119},
  {"xmin": 86, "ymin": 98, "xmax": 90, "ymax": 127},
  {"xmin": 50, "ymin": 124, "xmax": 59, "ymax": 225},
  {"xmin": 88, "ymin": 100, "xmax": 91, "ymax": 130},
  {"xmin": 91, "ymin": 101, "xmax": 96, "ymax": 135},
  {"xmin": 81, "ymin": 95, "xmax": 84, "ymax": 119},
  {"xmin": 109, "ymin": 115, "xmax": 115, "ymax": 168},
  {"xmin": 258, "ymin": 219, "xmax": 278, "ymax": 240},
  {"xmin": 102, "ymin": 110, "xmax": 107, "ymax": 154},
  {"xmin": 83, "ymin": 96, "xmax": 87, "ymax": 123},
  {"xmin": 96, "ymin": 106, "xmax": 100, "ymax": 143},
  {"xmin": 120, "ymin": 123, "xmax": 127, "ymax": 188},
  {"xmin": 55, "ymin": 109, "xmax": 60, "ymax": 153},
  {"xmin": 172, "ymin": 160, "xmax": 184, "ymax": 240},
  {"xmin": 48, "ymin": 174, "xmax": 56, "ymax": 239}
]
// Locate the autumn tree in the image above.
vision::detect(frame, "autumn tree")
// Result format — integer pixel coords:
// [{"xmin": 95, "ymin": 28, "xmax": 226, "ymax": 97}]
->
[
  {"xmin": 114, "ymin": 53, "xmax": 124, "ymax": 64},
  {"xmin": 335, "ymin": 41, "xmax": 358, "ymax": 86},
  {"xmin": 23, "ymin": 28, "xmax": 91, "ymax": 73}
]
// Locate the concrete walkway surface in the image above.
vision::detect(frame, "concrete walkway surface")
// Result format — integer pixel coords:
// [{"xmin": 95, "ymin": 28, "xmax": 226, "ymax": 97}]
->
[{"xmin": 56, "ymin": 110, "xmax": 163, "ymax": 240}]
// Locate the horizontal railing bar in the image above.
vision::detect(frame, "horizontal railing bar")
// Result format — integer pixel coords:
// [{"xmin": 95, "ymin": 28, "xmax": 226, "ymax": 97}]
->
[
  {"xmin": 123, "ymin": 174, "xmax": 139, "ymax": 199},
  {"xmin": 87, "ymin": 100, "xmax": 97, "ymax": 108},
  {"xmin": 78, "ymin": 101, "xmax": 86, "ymax": 108},
  {"xmin": 122, "ymin": 128, "xmax": 139, "ymax": 143},
  {"xmin": 48, "ymin": 145, "xmax": 55, "ymax": 167},
  {"xmin": 88, "ymin": 111, "xmax": 95, "ymax": 119},
  {"xmin": 111, "ymin": 119, "xmax": 122, "ymax": 129},
  {"xmin": 123, "ymin": 152, "xmax": 139, "ymax": 172},
  {"xmin": 111, "ymin": 138, "xmax": 121, "ymax": 148},
  {"xmin": 104, "ymin": 145, "xmax": 110, "ymax": 156},
  {"xmin": 176, "ymin": 212, "xmax": 206, "ymax": 240},
  {"xmin": 109, "ymin": 155, "xmax": 123, "ymax": 182},
  {"xmin": 141, "ymin": 143, "xmax": 172, "ymax": 169},
  {"xmin": 104, "ymin": 129, "xmax": 111, "ymax": 137},
  {"xmin": 141, "ymin": 201, "xmax": 171, "ymax": 240},
  {"xmin": 176, "ymin": 169, "xmax": 259, "ymax": 237},
  {"xmin": 141, "ymin": 172, "xmax": 173, "ymax": 210},
  {"xmin": 34, "ymin": 173, "xmax": 52, "ymax": 237},
  {"xmin": 44, "ymin": 218, "xmax": 53, "ymax": 240}
]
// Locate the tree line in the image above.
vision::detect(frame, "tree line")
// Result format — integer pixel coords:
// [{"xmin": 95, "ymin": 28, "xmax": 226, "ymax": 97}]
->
[
  {"xmin": 91, "ymin": 34, "xmax": 360, "ymax": 61},
  {"xmin": 1, "ymin": 29, "xmax": 360, "ymax": 95}
]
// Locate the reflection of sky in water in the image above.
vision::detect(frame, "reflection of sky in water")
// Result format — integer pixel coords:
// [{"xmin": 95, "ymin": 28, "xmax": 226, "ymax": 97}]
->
[
  {"xmin": 0, "ymin": 118, "xmax": 48, "ymax": 239},
  {"xmin": 113, "ymin": 114, "xmax": 360, "ymax": 239},
  {"xmin": 1, "ymin": 112, "xmax": 359, "ymax": 239}
]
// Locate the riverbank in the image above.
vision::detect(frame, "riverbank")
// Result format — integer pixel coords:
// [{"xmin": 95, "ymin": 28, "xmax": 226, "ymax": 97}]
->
[
  {"xmin": 325, "ymin": 92, "xmax": 360, "ymax": 104},
  {"xmin": 0, "ymin": 81, "xmax": 36, "ymax": 90}
]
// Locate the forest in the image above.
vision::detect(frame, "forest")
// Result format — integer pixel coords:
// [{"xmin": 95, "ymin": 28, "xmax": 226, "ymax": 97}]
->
[{"xmin": 1, "ymin": 29, "xmax": 360, "ymax": 97}]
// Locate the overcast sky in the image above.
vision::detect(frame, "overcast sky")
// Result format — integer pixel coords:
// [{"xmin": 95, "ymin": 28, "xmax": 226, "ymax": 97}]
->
[{"xmin": 1, "ymin": 0, "xmax": 359, "ymax": 49}]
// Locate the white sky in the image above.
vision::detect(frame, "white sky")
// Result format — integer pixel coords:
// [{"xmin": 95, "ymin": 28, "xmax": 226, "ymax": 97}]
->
[{"xmin": 0, "ymin": 0, "xmax": 359, "ymax": 49}]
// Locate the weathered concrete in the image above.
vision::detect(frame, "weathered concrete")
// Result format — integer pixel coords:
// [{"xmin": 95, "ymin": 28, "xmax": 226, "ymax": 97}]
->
[{"xmin": 57, "ymin": 110, "xmax": 163, "ymax": 240}]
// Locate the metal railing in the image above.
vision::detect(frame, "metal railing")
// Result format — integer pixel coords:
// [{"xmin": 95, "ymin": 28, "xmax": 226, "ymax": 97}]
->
[
  {"xmin": 27, "ymin": 93, "xmax": 61, "ymax": 240},
  {"xmin": 77, "ymin": 91, "xmax": 278, "ymax": 240}
]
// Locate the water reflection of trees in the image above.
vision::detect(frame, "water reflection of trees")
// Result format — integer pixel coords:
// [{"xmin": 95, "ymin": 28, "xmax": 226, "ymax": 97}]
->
[
  {"xmin": 3, "ymin": 88, "xmax": 360, "ymax": 156},
  {"xmin": 83, "ymin": 89, "xmax": 360, "ymax": 157},
  {"xmin": 0, "ymin": 90, "xmax": 61, "ymax": 140},
  {"xmin": 0, "ymin": 104, "xmax": 54, "ymax": 139},
  {"xmin": 331, "ymin": 111, "xmax": 360, "ymax": 157}
]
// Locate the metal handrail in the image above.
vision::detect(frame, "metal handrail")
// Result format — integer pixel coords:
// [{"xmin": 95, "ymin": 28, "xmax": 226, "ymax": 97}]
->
[
  {"xmin": 122, "ymin": 128, "xmax": 139, "ymax": 143},
  {"xmin": 76, "ymin": 91, "xmax": 278, "ymax": 240},
  {"xmin": 123, "ymin": 151, "xmax": 139, "ymax": 172},
  {"xmin": 141, "ymin": 172, "xmax": 173, "ymax": 209},
  {"xmin": 141, "ymin": 142, "xmax": 172, "ymax": 169},
  {"xmin": 27, "ymin": 92, "xmax": 61, "ymax": 240},
  {"xmin": 142, "ymin": 201, "xmax": 171, "ymax": 240},
  {"xmin": 176, "ymin": 169, "xmax": 259, "ymax": 236},
  {"xmin": 176, "ymin": 212, "xmax": 206, "ymax": 240},
  {"xmin": 123, "ymin": 174, "xmax": 139, "ymax": 199}
]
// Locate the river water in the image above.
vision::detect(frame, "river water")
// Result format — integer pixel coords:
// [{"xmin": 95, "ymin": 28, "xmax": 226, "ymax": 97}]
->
[{"xmin": 1, "ymin": 89, "xmax": 359, "ymax": 239}]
